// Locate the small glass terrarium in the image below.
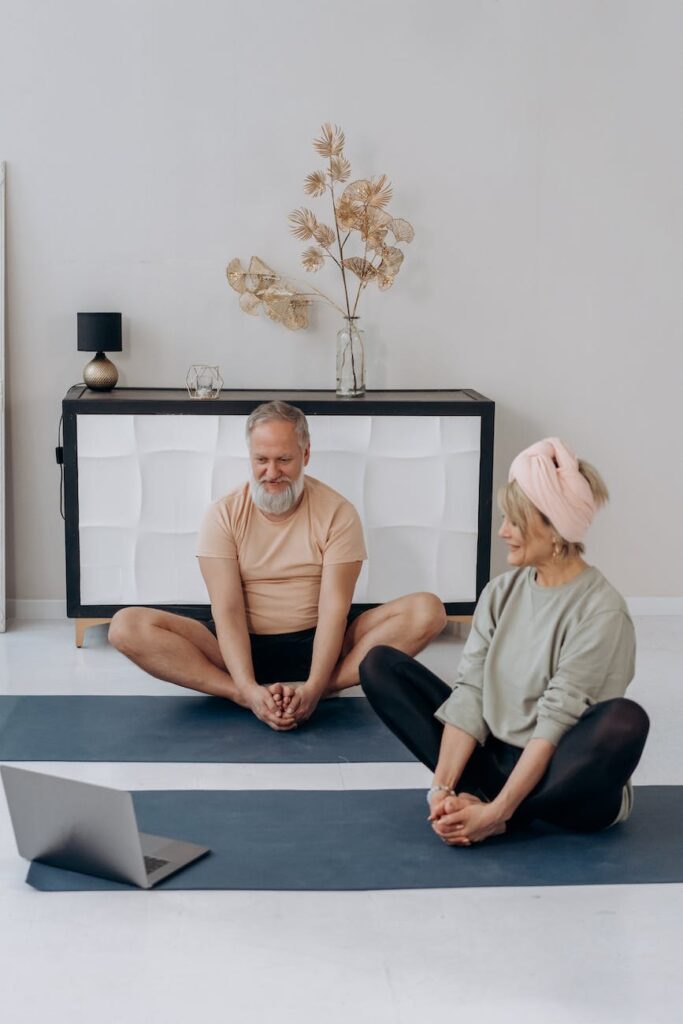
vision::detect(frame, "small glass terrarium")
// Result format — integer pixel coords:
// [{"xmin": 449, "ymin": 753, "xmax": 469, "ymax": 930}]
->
[{"xmin": 186, "ymin": 365, "xmax": 224, "ymax": 400}]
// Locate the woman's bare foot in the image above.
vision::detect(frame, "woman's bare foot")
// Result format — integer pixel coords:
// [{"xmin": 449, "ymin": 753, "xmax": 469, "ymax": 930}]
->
[
  {"xmin": 441, "ymin": 792, "xmax": 483, "ymax": 814},
  {"xmin": 435, "ymin": 794, "xmax": 507, "ymax": 844},
  {"xmin": 457, "ymin": 792, "xmax": 483, "ymax": 806},
  {"xmin": 455, "ymin": 793, "xmax": 506, "ymax": 838}
]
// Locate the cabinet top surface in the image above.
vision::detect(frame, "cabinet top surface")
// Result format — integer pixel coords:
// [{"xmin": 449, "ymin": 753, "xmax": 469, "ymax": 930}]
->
[{"xmin": 64, "ymin": 386, "xmax": 494, "ymax": 409}]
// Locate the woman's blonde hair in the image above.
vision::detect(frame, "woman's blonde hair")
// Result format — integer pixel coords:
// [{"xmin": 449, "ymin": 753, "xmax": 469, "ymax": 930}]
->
[{"xmin": 497, "ymin": 460, "xmax": 609, "ymax": 558}]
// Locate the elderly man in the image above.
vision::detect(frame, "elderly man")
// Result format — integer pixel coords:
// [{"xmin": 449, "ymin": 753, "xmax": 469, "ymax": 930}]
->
[{"xmin": 109, "ymin": 401, "xmax": 446, "ymax": 731}]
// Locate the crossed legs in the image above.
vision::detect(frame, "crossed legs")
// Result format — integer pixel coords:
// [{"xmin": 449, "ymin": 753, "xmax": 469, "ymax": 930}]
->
[
  {"xmin": 108, "ymin": 608, "xmax": 247, "ymax": 702},
  {"xmin": 326, "ymin": 592, "xmax": 447, "ymax": 692},
  {"xmin": 360, "ymin": 645, "xmax": 650, "ymax": 831},
  {"xmin": 108, "ymin": 593, "xmax": 446, "ymax": 700}
]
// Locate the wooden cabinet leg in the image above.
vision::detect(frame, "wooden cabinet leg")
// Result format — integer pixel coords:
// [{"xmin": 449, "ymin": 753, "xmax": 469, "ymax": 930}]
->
[
  {"xmin": 75, "ymin": 617, "xmax": 112, "ymax": 648},
  {"xmin": 447, "ymin": 614, "xmax": 473, "ymax": 639}
]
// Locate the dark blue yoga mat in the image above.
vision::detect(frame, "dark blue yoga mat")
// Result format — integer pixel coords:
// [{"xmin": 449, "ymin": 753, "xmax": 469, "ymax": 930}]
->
[
  {"xmin": 0, "ymin": 695, "xmax": 415, "ymax": 763},
  {"xmin": 25, "ymin": 786, "xmax": 683, "ymax": 891}
]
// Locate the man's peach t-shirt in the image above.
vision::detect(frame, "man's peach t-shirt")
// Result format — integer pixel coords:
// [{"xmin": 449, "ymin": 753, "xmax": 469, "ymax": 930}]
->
[{"xmin": 196, "ymin": 475, "xmax": 367, "ymax": 635}]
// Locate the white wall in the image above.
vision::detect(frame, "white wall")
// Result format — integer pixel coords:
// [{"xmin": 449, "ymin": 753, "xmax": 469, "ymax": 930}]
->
[{"xmin": 1, "ymin": 0, "xmax": 682, "ymax": 602}]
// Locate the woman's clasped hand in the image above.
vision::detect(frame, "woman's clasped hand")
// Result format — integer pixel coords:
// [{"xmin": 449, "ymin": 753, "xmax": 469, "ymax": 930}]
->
[{"xmin": 428, "ymin": 792, "xmax": 506, "ymax": 846}]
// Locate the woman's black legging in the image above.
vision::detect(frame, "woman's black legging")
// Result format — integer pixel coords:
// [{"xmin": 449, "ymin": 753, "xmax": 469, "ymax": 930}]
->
[{"xmin": 359, "ymin": 645, "xmax": 650, "ymax": 832}]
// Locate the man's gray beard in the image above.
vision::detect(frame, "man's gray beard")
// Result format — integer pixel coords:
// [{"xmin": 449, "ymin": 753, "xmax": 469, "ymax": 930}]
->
[{"xmin": 250, "ymin": 471, "xmax": 305, "ymax": 515}]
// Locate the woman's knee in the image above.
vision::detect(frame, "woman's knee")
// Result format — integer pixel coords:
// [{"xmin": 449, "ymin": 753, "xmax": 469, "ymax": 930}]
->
[
  {"xmin": 589, "ymin": 697, "xmax": 650, "ymax": 754},
  {"xmin": 359, "ymin": 644, "xmax": 406, "ymax": 697},
  {"xmin": 612, "ymin": 697, "xmax": 650, "ymax": 747}
]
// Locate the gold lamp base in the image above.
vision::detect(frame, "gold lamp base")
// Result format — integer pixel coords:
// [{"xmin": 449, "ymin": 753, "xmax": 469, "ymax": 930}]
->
[{"xmin": 83, "ymin": 352, "xmax": 119, "ymax": 391}]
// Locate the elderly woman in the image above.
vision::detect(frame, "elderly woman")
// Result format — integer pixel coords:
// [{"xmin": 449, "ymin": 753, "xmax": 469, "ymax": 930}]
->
[{"xmin": 359, "ymin": 439, "xmax": 649, "ymax": 845}]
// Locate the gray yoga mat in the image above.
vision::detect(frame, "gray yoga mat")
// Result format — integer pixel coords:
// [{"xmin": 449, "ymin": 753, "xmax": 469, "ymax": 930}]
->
[
  {"xmin": 25, "ymin": 786, "xmax": 683, "ymax": 891},
  {"xmin": 0, "ymin": 695, "xmax": 415, "ymax": 763}
]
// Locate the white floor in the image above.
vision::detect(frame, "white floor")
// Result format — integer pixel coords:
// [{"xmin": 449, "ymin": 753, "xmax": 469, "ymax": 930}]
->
[{"xmin": 0, "ymin": 618, "xmax": 682, "ymax": 1024}]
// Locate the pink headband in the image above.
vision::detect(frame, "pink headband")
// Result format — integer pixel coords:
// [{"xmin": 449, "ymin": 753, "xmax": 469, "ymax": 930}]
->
[{"xmin": 508, "ymin": 438, "xmax": 596, "ymax": 543}]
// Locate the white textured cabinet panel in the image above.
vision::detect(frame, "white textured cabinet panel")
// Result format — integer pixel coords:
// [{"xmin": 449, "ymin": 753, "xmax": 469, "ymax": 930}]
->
[
  {"xmin": 77, "ymin": 414, "xmax": 481, "ymax": 604},
  {"xmin": 76, "ymin": 414, "xmax": 137, "ymax": 457},
  {"xmin": 364, "ymin": 456, "xmax": 446, "ymax": 529},
  {"xmin": 79, "ymin": 527, "xmax": 138, "ymax": 604},
  {"xmin": 309, "ymin": 415, "xmax": 372, "ymax": 452},
  {"xmin": 368, "ymin": 415, "xmax": 442, "ymax": 456},
  {"xmin": 135, "ymin": 415, "xmax": 220, "ymax": 452},
  {"xmin": 306, "ymin": 452, "xmax": 366, "ymax": 521},
  {"xmin": 69, "ymin": 398, "xmax": 493, "ymax": 613},
  {"xmin": 211, "ymin": 455, "xmax": 252, "ymax": 500},
  {"xmin": 443, "ymin": 451, "xmax": 482, "ymax": 532},
  {"xmin": 436, "ymin": 531, "xmax": 480, "ymax": 600},
  {"xmin": 78, "ymin": 455, "xmax": 141, "ymax": 527},
  {"xmin": 134, "ymin": 532, "xmax": 207, "ymax": 604},
  {"xmin": 138, "ymin": 451, "xmax": 214, "ymax": 532},
  {"xmin": 363, "ymin": 527, "xmax": 478, "ymax": 603}
]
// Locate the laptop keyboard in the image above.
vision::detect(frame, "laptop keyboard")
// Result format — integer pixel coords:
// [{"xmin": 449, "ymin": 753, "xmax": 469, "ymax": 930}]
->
[{"xmin": 144, "ymin": 855, "xmax": 170, "ymax": 874}]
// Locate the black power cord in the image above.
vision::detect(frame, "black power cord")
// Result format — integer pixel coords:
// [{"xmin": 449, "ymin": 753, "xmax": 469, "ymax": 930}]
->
[{"xmin": 56, "ymin": 414, "xmax": 65, "ymax": 520}]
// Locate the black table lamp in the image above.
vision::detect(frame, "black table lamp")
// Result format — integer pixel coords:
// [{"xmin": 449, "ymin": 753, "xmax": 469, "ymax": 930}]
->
[{"xmin": 77, "ymin": 312, "xmax": 122, "ymax": 391}]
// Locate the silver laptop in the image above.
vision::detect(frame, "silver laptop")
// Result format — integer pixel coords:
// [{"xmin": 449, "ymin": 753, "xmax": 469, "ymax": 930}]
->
[{"xmin": 1, "ymin": 765, "xmax": 210, "ymax": 888}]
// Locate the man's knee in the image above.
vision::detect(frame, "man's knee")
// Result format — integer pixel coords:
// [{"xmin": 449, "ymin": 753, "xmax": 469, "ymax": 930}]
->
[
  {"xmin": 108, "ymin": 607, "xmax": 150, "ymax": 654},
  {"xmin": 359, "ymin": 644, "xmax": 404, "ymax": 696},
  {"xmin": 406, "ymin": 592, "xmax": 447, "ymax": 639}
]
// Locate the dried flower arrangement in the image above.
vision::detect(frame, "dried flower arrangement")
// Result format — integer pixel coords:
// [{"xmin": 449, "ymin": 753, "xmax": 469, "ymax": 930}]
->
[{"xmin": 226, "ymin": 124, "xmax": 414, "ymax": 331}]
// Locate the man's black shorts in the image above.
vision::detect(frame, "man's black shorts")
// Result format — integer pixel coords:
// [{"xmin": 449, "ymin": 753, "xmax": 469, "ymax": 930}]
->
[{"xmin": 207, "ymin": 607, "xmax": 367, "ymax": 685}]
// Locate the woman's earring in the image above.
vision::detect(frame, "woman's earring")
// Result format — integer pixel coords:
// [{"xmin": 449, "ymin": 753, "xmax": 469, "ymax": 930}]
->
[{"xmin": 552, "ymin": 538, "xmax": 562, "ymax": 559}]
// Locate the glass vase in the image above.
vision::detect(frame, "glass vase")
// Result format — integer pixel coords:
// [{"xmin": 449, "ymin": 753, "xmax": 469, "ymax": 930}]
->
[{"xmin": 336, "ymin": 317, "xmax": 365, "ymax": 397}]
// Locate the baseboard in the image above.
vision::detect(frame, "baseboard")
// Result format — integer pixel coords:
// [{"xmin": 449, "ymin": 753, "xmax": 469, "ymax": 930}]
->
[
  {"xmin": 8, "ymin": 599, "xmax": 67, "ymax": 620},
  {"xmin": 5, "ymin": 596, "xmax": 683, "ymax": 621}
]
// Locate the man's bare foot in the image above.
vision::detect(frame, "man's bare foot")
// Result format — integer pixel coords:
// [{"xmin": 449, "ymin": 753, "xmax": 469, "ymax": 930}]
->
[{"xmin": 267, "ymin": 683, "xmax": 297, "ymax": 715}]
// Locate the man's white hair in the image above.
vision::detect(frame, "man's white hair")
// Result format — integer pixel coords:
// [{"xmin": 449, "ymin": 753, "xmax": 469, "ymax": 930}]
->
[{"xmin": 245, "ymin": 401, "xmax": 310, "ymax": 450}]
